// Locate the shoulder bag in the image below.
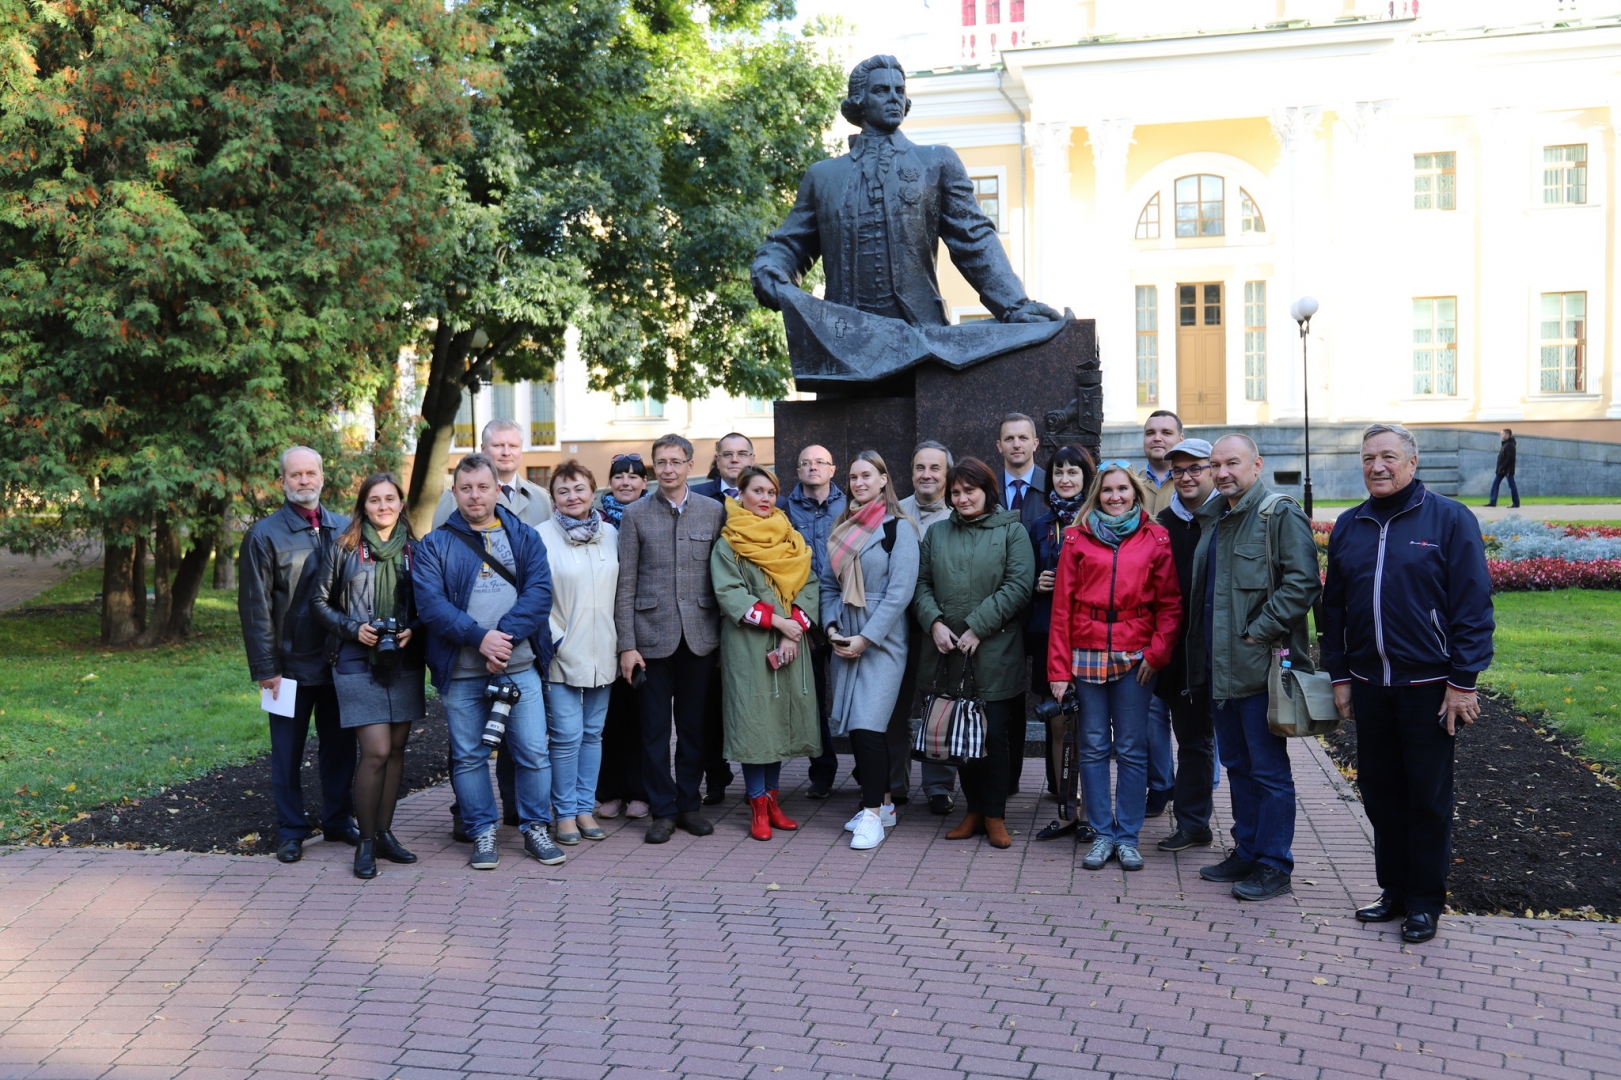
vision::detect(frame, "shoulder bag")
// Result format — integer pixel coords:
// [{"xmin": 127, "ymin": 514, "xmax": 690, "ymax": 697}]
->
[
  {"xmin": 1258, "ymin": 494, "xmax": 1341, "ymax": 738},
  {"xmin": 911, "ymin": 652, "xmax": 989, "ymax": 764}
]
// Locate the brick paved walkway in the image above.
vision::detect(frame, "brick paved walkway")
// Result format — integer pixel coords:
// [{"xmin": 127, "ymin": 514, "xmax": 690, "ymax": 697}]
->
[{"xmin": 2, "ymin": 738, "xmax": 1618, "ymax": 1079}]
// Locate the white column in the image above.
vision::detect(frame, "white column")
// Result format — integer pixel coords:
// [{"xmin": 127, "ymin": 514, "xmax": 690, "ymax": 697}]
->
[
  {"xmin": 1332, "ymin": 100, "xmax": 1395, "ymax": 422},
  {"xmin": 1268, "ymin": 105, "xmax": 1325, "ymax": 422},
  {"xmin": 1085, "ymin": 118, "xmax": 1137, "ymax": 425},
  {"xmin": 1025, "ymin": 120, "xmax": 1072, "ymax": 308},
  {"xmin": 1475, "ymin": 108, "xmax": 1530, "ymax": 421}
]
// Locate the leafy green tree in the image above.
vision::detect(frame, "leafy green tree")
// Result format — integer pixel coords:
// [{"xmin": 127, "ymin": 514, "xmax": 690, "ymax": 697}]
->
[
  {"xmin": 403, "ymin": 0, "xmax": 842, "ymax": 533},
  {"xmin": 0, "ymin": 0, "xmax": 486, "ymax": 643}
]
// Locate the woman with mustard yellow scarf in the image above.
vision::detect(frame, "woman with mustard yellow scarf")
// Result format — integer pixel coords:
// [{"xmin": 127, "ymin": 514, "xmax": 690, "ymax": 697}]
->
[{"xmin": 710, "ymin": 466, "xmax": 821, "ymax": 841}]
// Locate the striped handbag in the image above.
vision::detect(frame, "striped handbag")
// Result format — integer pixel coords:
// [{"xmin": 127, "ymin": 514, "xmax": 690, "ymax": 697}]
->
[{"xmin": 911, "ymin": 653, "xmax": 988, "ymax": 764}]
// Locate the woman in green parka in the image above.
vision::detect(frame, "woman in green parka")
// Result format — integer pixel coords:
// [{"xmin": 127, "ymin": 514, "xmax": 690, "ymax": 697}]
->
[
  {"xmin": 913, "ymin": 456, "xmax": 1036, "ymax": 849},
  {"xmin": 710, "ymin": 466, "xmax": 821, "ymax": 841}
]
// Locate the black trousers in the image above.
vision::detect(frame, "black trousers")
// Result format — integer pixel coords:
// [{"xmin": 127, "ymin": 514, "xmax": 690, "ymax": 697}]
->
[
  {"xmin": 958, "ymin": 698, "xmax": 1017, "ymax": 819},
  {"xmin": 269, "ymin": 681, "xmax": 356, "ymax": 842},
  {"xmin": 641, "ymin": 640, "xmax": 716, "ymax": 820},
  {"xmin": 702, "ymin": 659, "xmax": 731, "ymax": 791},
  {"xmin": 1025, "ymin": 632, "xmax": 1050, "ymax": 794},
  {"xmin": 807, "ymin": 643, "xmax": 838, "ymax": 792},
  {"xmin": 1353, "ymin": 680, "xmax": 1454, "ymax": 917},
  {"xmin": 849, "ymin": 729, "xmax": 890, "ymax": 808},
  {"xmin": 1168, "ymin": 688, "xmax": 1215, "ymax": 835},
  {"xmin": 595, "ymin": 679, "xmax": 648, "ymax": 804},
  {"xmin": 883, "ymin": 633, "xmax": 923, "ymax": 799}
]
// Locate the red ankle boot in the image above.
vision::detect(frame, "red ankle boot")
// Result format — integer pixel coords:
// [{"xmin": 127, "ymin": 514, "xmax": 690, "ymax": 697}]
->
[
  {"xmin": 747, "ymin": 794, "xmax": 772, "ymax": 841},
  {"xmin": 765, "ymin": 789, "xmax": 799, "ymax": 830}
]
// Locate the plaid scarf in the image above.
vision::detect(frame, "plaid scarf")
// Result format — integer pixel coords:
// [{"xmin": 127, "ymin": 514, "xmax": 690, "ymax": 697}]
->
[{"xmin": 827, "ymin": 497, "xmax": 887, "ymax": 608}]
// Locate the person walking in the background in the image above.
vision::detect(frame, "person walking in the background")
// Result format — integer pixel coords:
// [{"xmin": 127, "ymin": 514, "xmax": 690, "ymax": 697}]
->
[
  {"xmin": 995, "ymin": 414, "xmax": 1045, "ymax": 796},
  {"xmin": 1486, "ymin": 428, "xmax": 1519, "ymax": 509},
  {"xmin": 1153, "ymin": 438, "xmax": 1221, "ymax": 855},
  {"xmin": 1136, "ymin": 410, "xmax": 1181, "ymax": 818},
  {"xmin": 1323, "ymin": 424, "xmax": 1495, "ymax": 944},
  {"xmin": 615, "ymin": 434, "xmax": 726, "ymax": 844},
  {"xmin": 594, "ymin": 454, "xmax": 651, "ymax": 822},
  {"xmin": 238, "ymin": 446, "xmax": 358, "ymax": 864},
  {"xmin": 785, "ymin": 445, "xmax": 846, "ymax": 800},
  {"xmin": 914, "ymin": 457, "xmax": 1035, "ymax": 850},
  {"xmin": 897, "ymin": 440, "xmax": 959, "ymax": 815},
  {"xmin": 432, "ymin": 419, "xmax": 552, "ymax": 527},
  {"xmin": 1186, "ymin": 435, "xmax": 1322, "ymax": 902},
  {"xmin": 712, "ymin": 467, "xmax": 820, "ymax": 841},
  {"xmin": 691, "ymin": 432, "xmax": 757, "ymax": 805}
]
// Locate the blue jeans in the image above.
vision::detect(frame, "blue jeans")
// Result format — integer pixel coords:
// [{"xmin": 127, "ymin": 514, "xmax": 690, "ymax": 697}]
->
[
  {"xmin": 1488, "ymin": 474, "xmax": 1519, "ymax": 506},
  {"xmin": 1146, "ymin": 695, "xmax": 1174, "ymax": 795},
  {"xmin": 543, "ymin": 683, "xmax": 609, "ymax": 819},
  {"xmin": 1074, "ymin": 669, "xmax": 1156, "ymax": 846},
  {"xmin": 1210, "ymin": 692, "xmax": 1295, "ymax": 873},
  {"xmin": 742, "ymin": 762, "xmax": 782, "ymax": 799},
  {"xmin": 442, "ymin": 667, "xmax": 549, "ymax": 838}
]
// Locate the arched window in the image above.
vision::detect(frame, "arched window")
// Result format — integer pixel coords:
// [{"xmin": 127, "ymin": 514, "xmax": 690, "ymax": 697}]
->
[
  {"xmin": 1174, "ymin": 174, "xmax": 1224, "ymax": 237},
  {"xmin": 1135, "ymin": 193, "xmax": 1160, "ymax": 240},
  {"xmin": 1240, "ymin": 188, "xmax": 1265, "ymax": 233}
]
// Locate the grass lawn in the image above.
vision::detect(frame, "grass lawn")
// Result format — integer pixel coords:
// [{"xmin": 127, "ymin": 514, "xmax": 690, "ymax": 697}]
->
[
  {"xmin": 1484, "ymin": 589, "xmax": 1621, "ymax": 764},
  {"xmin": 0, "ymin": 564, "xmax": 267, "ymax": 844}
]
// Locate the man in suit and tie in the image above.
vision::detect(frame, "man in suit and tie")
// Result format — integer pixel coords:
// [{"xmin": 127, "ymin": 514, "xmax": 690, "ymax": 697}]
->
[
  {"xmin": 688, "ymin": 432, "xmax": 756, "ymax": 803},
  {"xmin": 996, "ymin": 412, "xmax": 1045, "ymax": 795},
  {"xmin": 433, "ymin": 417, "xmax": 552, "ymax": 840},
  {"xmin": 433, "ymin": 419, "xmax": 554, "ymax": 528}
]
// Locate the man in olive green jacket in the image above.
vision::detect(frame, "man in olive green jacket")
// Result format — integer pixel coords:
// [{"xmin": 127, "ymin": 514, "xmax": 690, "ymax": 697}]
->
[{"xmin": 1186, "ymin": 434, "xmax": 1321, "ymax": 903}]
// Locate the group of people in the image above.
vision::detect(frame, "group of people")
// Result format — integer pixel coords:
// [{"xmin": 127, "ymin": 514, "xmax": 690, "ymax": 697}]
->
[{"xmin": 239, "ymin": 410, "xmax": 1493, "ymax": 944}]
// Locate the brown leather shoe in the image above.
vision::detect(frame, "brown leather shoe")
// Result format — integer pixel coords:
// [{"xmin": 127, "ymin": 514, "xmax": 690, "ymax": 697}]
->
[
  {"xmin": 945, "ymin": 812, "xmax": 984, "ymax": 840},
  {"xmin": 984, "ymin": 818, "xmax": 1012, "ymax": 849}
]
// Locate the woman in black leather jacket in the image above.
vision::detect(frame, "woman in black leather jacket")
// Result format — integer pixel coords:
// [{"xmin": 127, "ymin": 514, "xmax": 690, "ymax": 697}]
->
[{"xmin": 311, "ymin": 473, "xmax": 427, "ymax": 879}]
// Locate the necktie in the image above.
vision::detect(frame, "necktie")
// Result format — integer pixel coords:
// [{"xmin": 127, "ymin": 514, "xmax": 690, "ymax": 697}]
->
[
  {"xmin": 724, "ymin": 487, "xmax": 739, "ymax": 500},
  {"xmin": 1010, "ymin": 479, "xmax": 1025, "ymax": 512},
  {"xmin": 500, "ymin": 484, "xmax": 513, "ymax": 502}
]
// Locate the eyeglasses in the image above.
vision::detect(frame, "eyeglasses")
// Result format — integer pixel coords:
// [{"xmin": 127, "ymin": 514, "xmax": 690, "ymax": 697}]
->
[
  {"xmin": 1169, "ymin": 464, "xmax": 1210, "ymax": 479},
  {"xmin": 798, "ymin": 459, "xmax": 834, "ymax": 468},
  {"xmin": 612, "ymin": 454, "xmax": 642, "ymax": 463}
]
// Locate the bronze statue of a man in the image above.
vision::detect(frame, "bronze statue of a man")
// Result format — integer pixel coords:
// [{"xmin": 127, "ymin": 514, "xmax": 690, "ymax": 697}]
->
[{"xmin": 752, "ymin": 55, "xmax": 1061, "ymax": 331}]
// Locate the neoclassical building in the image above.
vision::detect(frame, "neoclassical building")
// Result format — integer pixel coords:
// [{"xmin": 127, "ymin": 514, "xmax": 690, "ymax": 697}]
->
[{"xmin": 872, "ymin": 0, "xmax": 1618, "ymax": 440}]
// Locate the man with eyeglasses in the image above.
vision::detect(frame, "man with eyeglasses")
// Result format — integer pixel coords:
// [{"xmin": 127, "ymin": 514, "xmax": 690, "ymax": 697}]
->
[
  {"xmin": 785, "ymin": 446, "xmax": 847, "ymax": 798},
  {"xmin": 691, "ymin": 432, "xmax": 757, "ymax": 503},
  {"xmin": 1153, "ymin": 438, "xmax": 1221, "ymax": 854},
  {"xmin": 615, "ymin": 434, "xmax": 726, "ymax": 843}
]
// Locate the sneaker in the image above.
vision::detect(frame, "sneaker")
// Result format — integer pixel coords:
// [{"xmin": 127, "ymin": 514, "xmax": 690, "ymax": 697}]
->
[
  {"xmin": 1116, "ymin": 844, "xmax": 1144, "ymax": 871},
  {"xmin": 470, "ymin": 831, "xmax": 499, "ymax": 870},
  {"xmin": 595, "ymin": 800, "xmax": 623, "ymax": 819},
  {"xmin": 1081, "ymin": 838, "xmax": 1115, "ymax": 870},
  {"xmin": 1157, "ymin": 828, "xmax": 1214, "ymax": 852},
  {"xmin": 849, "ymin": 809, "xmax": 886, "ymax": 850},
  {"xmin": 645, "ymin": 817, "xmax": 675, "ymax": 844},
  {"xmin": 522, "ymin": 825, "xmax": 566, "ymax": 866},
  {"xmin": 625, "ymin": 800, "xmax": 651, "ymax": 819},
  {"xmin": 1200, "ymin": 852, "xmax": 1258, "ymax": 883},
  {"xmin": 927, "ymin": 794, "xmax": 954, "ymax": 816},
  {"xmin": 844, "ymin": 804, "xmax": 896, "ymax": 831},
  {"xmin": 1232, "ymin": 865, "xmax": 1292, "ymax": 901},
  {"xmin": 805, "ymin": 786, "xmax": 832, "ymax": 801}
]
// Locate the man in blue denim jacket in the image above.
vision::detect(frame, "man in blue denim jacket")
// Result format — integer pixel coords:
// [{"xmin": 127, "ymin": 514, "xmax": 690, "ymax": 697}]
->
[{"xmin": 415, "ymin": 452, "xmax": 559, "ymax": 871}]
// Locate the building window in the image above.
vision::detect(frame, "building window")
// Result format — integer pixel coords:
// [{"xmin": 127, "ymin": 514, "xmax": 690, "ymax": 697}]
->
[
  {"xmin": 623, "ymin": 384, "xmax": 665, "ymax": 419},
  {"xmin": 1135, "ymin": 286, "xmax": 1159, "ymax": 406},
  {"xmin": 1009, "ymin": 0, "xmax": 1022, "ymax": 19},
  {"xmin": 453, "ymin": 390, "xmax": 476, "ymax": 449},
  {"xmin": 1411, "ymin": 297, "xmax": 1457, "ymax": 396},
  {"xmin": 526, "ymin": 465, "xmax": 552, "ymax": 488},
  {"xmin": 972, "ymin": 175, "xmax": 1002, "ymax": 231},
  {"xmin": 744, "ymin": 397, "xmax": 769, "ymax": 415},
  {"xmin": 961, "ymin": 0, "xmax": 974, "ymax": 25},
  {"xmin": 529, "ymin": 380, "xmax": 556, "ymax": 446},
  {"xmin": 1240, "ymin": 188, "xmax": 1265, "ymax": 233},
  {"xmin": 985, "ymin": 0, "xmax": 999, "ymax": 22},
  {"xmin": 1540, "ymin": 291, "xmax": 1586, "ymax": 393},
  {"xmin": 1135, "ymin": 193, "xmax": 1160, "ymax": 240},
  {"xmin": 1414, "ymin": 152, "xmax": 1456, "ymax": 211},
  {"xmin": 1543, "ymin": 144, "xmax": 1587, "ymax": 205},
  {"xmin": 1174, "ymin": 174, "xmax": 1224, "ymax": 237},
  {"xmin": 490, "ymin": 381, "xmax": 515, "ymax": 429},
  {"xmin": 1244, "ymin": 281, "xmax": 1267, "ymax": 401}
]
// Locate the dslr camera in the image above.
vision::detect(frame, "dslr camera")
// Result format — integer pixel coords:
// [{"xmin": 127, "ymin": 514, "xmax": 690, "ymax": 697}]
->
[
  {"xmin": 367, "ymin": 617, "xmax": 401, "ymax": 655},
  {"xmin": 482, "ymin": 675, "xmax": 521, "ymax": 747},
  {"xmin": 1032, "ymin": 687, "xmax": 1079, "ymax": 724}
]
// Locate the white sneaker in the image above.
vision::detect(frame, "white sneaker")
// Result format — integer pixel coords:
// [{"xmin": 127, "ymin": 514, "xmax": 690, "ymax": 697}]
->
[
  {"xmin": 843, "ymin": 804, "xmax": 897, "ymax": 831},
  {"xmin": 850, "ymin": 809, "xmax": 886, "ymax": 850}
]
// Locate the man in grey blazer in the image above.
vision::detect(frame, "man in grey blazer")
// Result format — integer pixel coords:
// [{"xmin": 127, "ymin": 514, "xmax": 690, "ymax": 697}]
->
[
  {"xmin": 432, "ymin": 419, "xmax": 553, "ymax": 528},
  {"xmin": 615, "ymin": 433, "xmax": 726, "ymax": 843},
  {"xmin": 996, "ymin": 413, "xmax": 1045, "ymax": 795}
]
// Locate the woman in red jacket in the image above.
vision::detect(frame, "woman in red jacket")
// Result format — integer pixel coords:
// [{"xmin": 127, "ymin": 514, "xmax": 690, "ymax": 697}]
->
[{"xmin": 1048, "ymin": 462, "xmax": 1182, "ymax": 873}]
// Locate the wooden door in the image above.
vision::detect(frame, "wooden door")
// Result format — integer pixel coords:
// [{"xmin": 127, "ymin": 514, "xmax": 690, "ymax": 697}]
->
[{"xmin": 1176, "ymin": 282, "xmax": 1226, "ymax": 425}]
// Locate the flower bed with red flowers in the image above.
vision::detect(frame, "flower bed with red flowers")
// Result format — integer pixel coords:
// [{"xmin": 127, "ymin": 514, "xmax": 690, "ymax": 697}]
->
[
  {"xmin": 1564, "ymin": 524, "xmax": 1621, "ymax": 539},
  {"xmin": 1488, "ymin": 558, "xmax": 1621, "ymax": 592}
]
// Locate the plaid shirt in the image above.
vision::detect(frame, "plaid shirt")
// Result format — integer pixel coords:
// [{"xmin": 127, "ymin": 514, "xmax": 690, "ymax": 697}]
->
[{"xmin": 1071, "ymin": 648, "xmax": 1143, "ymax": 685}]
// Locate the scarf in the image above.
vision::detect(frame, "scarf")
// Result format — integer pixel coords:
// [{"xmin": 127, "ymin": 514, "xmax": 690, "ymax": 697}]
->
[
  {"xmin": 553, "ymin": 508, "xmax": 601, "ymax": 545},
  {"xmin": 362, "ymin": 521, "xmax": 408, "ymax": 665},
  {"xmin": 1047, "ymin": 489, "xmax": 1086, "ymax": 526},
  {"xmin": 598, "ymin": 493, "xmax": 632, "ymax": 528},
  {"xmin": 721, "ymin": 498, "xmax": 811, "ymax": 605},
  {"xmin": 827, "ymin": 497, "xmax": 887, "ymax": 607},
  {"xmin": 1087, "ymin": 506, "xmax": 1143, "ymax": 549},
  {"xmin": 913, "ymin": 495, "xmax": 946, "ymax": 517}
]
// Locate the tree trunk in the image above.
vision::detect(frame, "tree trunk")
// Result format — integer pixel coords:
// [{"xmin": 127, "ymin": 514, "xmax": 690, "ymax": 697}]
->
[
  {"xmin": 101, "ymin": 536, "xmax": 140, "ymax": 646},
  {"xmin": 405, "ymin": 320, "xmax": 473, "ymax": 538},
  {"xmin": 212, "ymin": 505, "xmax": 236, "ymax": 590},
  {"xmin": 129, "ymin": 530, "xmax": 148, "ymax": 633},
  {"xmin": 166, "ymin": 502, "xmax": 222, "ymax": 639},
  {"xmin": 136, "ymin": 515, "xmax": 177, "ymax": 647}
]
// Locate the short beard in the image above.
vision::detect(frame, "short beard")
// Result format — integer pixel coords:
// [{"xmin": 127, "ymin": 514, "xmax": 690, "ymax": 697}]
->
[{"xmin": 285, "ymin": 488, "xmax": 320, "ymax": 509}]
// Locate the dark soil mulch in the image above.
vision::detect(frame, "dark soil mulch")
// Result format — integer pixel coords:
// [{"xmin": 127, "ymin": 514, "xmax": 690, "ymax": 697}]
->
[
  {"xmin": 1321, "ymin": 690, "xmax": 1621, "ymax": 919},
  {"xmin": 43, "ymin": 700, "xmax": 451, "ymax": 855}
]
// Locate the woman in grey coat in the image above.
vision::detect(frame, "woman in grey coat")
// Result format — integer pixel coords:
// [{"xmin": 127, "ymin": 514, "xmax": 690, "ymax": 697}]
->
[{"xmin": 820, "ymin": 450, "xmax": 920, "ymax": 851}]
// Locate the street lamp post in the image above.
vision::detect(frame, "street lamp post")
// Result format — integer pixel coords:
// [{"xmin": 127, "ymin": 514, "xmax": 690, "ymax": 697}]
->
[{"xmin": 1290, "ymin": 296, "xmax": 1319, "ymax": 519}]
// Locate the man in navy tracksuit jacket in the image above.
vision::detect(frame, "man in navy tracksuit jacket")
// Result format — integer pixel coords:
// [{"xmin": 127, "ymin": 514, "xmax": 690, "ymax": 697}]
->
[{"xmin": 1320, "ymin": 424, "xmax": 1494, "ymax": 944}]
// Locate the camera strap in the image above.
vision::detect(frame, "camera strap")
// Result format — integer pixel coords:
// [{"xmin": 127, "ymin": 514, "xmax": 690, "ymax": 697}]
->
[{"xmin": 444, "ymin": 526, "xmax": 520, "ymax": 589}]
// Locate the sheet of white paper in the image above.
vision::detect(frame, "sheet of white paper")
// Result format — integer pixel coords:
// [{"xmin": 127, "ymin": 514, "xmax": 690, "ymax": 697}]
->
[{"xmin": 260, "ymin": 678, "xmax": 299, "ymax": 718}]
